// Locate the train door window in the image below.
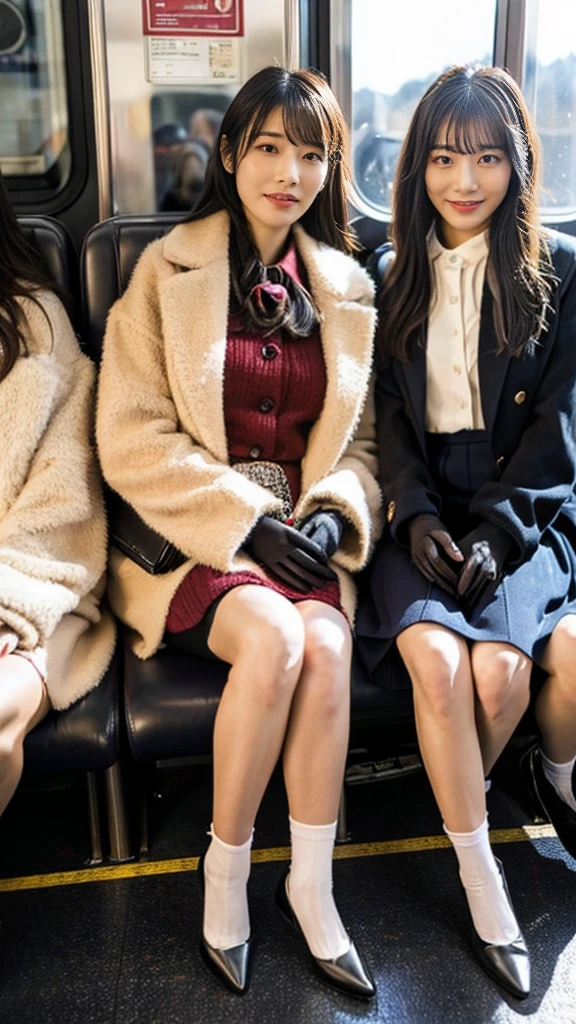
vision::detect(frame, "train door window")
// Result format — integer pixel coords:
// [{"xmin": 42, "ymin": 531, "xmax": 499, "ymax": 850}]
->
[
  {"xmin": 348, "ymin": 0, "xmax": 498, "ymax": 219},
  {"xmin": 523, "ymin": 0, "xmax": 576, "ymax": 220},
  {"xmin": 0, "ymin": 0, "xmax": 69, "ymax": 190},
  {"xmin": 105, "ymin": 0, "xmax": 285, "ymax": 215}
]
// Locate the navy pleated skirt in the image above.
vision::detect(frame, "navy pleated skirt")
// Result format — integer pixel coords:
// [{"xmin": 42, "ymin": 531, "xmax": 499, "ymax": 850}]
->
[{"xmin": 356, "ymin": 429, "xmax": 576, "ymax": 685}]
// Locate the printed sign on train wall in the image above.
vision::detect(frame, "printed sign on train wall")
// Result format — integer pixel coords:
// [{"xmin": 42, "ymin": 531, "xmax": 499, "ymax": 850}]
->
[
  {"xmin": 145, "ymin": 36, "xmax": 240, "ymax": 84},
  {"xmin": 142, "ymin": 0, "xmax": 244, "ymax": 37}
]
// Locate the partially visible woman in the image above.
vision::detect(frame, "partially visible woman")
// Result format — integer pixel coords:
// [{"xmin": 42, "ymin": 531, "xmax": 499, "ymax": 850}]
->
[
  {"xmin": 97, "ymin": 66, "xmax": 380, "ymax": 999},
  {"xmin": 357, "ymin": 65, "xmax": 576, "ymax": 1000},
  {"xmin": 0, "ymin": 173, "xmax": 115, "ymax": 818}
]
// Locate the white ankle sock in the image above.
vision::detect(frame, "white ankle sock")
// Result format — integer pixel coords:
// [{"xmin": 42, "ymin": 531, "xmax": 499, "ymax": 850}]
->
[
  {"xmin": 288, "ymin": 817, "xmax": 351, "ymax": 961},
  {"xmin": 541, "ymin": 750, "xmax": 576, "ymax": 813},
  {"xmin": 444, "ymin": 818, "xmax": 520, "ymax": 945},
  {"xmin": 202, "ymin": 826, "xmax": 252, "ymax": 950}
]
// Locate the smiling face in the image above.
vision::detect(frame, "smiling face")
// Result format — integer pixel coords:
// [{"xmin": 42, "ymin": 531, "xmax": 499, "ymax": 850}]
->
[
  {"xmin": 425, "ymin": 124, "xmax": 512, "ymax": 248},
  {"xmin": 222, "ymin": 107, "xmax": 329, "ymax": 263}
]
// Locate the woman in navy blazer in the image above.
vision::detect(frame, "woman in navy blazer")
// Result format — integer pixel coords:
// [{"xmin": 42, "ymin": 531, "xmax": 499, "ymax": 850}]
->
[{"xmin": 357, "ymin": 65, "xmax": 576, "ymax": 998}]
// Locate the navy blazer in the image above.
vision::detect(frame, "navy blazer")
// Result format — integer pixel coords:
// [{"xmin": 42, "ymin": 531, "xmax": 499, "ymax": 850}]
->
[{"xmin": 373, "ymin": 230, "xmax": 576, "ymax": 564}]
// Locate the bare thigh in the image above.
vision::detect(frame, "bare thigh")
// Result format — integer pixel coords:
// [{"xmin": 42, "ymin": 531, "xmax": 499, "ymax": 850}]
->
[{"xmin": 0, "ymin": 654, "xmax": 50, "ymax": 738}]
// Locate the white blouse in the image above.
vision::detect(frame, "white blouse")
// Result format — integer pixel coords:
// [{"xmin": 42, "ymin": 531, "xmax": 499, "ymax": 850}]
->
[{"xmin": 425, "ymin": 229, "xmax": 489, "ymax": 433}]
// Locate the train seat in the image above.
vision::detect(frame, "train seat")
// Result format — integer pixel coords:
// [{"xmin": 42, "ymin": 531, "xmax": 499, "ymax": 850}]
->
[
  {"xmin": 16, "ymin": 215, "xmax": 129, "ymax": 864},
  {"xmin": 82, "ymin": 214, "xmax": 413, "ymax": 847}
]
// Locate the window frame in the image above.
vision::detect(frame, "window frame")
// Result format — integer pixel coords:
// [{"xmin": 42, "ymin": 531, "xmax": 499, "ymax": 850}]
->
[{"xmin": 3, "ymin": 0, "xmax": 89, "ymax": 212}]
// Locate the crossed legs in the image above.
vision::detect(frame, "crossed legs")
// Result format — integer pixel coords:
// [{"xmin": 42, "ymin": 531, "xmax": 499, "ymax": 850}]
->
[
  {"xmin": 396, "ymin": 623, "xmax": 531, "ymax": 945},
  {"xmin": 202, "ymin": 585, "xmax": 352, "ymax": 956},
  {"xmin": 396, "ymin": 624, "xmax": 531, "ymax": 830}
]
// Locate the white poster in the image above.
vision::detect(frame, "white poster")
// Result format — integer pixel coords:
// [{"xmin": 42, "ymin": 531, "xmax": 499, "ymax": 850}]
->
[{"xmin": 146, "ymin": 36, "xmax": 240, "ymax": 84}]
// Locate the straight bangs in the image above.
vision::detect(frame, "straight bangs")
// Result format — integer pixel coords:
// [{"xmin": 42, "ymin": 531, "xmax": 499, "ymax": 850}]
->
[
  {"xmin": 421, "ymin": 74, "xmax": 531, "ymax": 190},
  {"xmin": 429, "ymin": 95, "xmax": 509, "ymax": 157},
  {"xmin": 238, "ymin": 79, "xmax": 340, "ymax": 164}
]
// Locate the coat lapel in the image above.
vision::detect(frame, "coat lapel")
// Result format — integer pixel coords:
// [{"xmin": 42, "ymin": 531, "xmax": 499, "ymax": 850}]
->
[
  {"xmin": 159, "ymin": 213, "xmax": 230, "ymax": 463},
  {"xmin": 155, "ymin": 214, "xmax": 376, "ymax": 482},
  {"xmin": 477, "ymin": 285, "xmax": 511, "ymax": 435},
  {"xmin": 400, "ymin": 332, "xmax": 427, "ymax": 444},
  {"xmin": 293, "ymin": 227, "xmax": 376, "ymax": 493}
]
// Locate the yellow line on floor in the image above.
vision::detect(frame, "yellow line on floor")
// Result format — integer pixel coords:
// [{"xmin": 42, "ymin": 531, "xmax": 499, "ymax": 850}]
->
[{"xmin": 0, "ymin": 824, "xmax": 556, "ymax": 894}]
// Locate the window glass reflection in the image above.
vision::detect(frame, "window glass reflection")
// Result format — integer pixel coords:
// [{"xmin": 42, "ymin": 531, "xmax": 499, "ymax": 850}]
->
[
  {"xmin": 524, "ymin": 1, "xmax": 576, "ymax": 216},
  {"xmin": 351, "ymin": 0, "xmax": 497, "ymax": 215},
  {"xmin": 0, "ymin": 0, "xmax": 68, "ymax": 181}
]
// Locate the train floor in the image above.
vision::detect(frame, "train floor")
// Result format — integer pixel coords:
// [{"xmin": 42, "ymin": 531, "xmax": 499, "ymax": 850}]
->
[{"xmin": 0, "ymin": 741, "xmax": 575, "ymax": 1024}]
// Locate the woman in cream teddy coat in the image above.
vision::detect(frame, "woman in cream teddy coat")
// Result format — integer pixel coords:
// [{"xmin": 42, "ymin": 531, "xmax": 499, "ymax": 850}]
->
[
  {"xmin": 97, "ymin": 67, "xmax": 380, "ymax": 998},
  {"xmin": 0, "ymin": 180, "xmax": 115, "ymax": 820}
]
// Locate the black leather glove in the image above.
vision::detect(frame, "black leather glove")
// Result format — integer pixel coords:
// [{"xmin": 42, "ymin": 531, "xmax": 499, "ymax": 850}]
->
[
  {"xmin": 244, "ymin": 516, "xmax": 337, "ymax": 593},
  {"xmin": 457, "ymin": 522, "xmax": 514, "ymax": 606},
  {"xmin": 298, "ymin": 510, "xmax": 345, "ymax": 559},
  {"xmin": 408, "ymin": 514, "xmax": 464, "ymax": 596}
]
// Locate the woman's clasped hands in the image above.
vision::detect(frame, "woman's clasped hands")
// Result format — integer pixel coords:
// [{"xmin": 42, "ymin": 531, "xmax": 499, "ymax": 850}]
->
[
  {"xmin": 408, "ymin": 514, "xmax": 513, "ymax": 605},
  {"xmin": 244, "ymin": 512, "xmax": 342, "ymax": 593}
]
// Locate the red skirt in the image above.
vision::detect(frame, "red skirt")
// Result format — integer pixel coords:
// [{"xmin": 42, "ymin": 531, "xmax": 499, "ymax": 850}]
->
[{"xmin": 166, "ymin": 563, "xmax": 343, "ymax": 633}]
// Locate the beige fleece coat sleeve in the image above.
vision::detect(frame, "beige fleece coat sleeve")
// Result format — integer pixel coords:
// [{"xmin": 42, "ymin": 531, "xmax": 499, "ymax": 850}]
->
[{"xmin": 0, "ymin": 292, "xmax": 115, "ymax": 707}]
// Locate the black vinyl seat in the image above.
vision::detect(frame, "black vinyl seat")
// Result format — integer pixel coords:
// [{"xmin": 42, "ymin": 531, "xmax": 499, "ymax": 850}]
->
[
  {"xmin": 19, "ymin": 215, "xmax": 80, "ymax": 331},
  {"xmin": 82, "ymin": 214, "xmax": 414, "ymax": 845},
  {"xmin": 14, "ymin": 215, "xmax": 128, "ymax": 863}
]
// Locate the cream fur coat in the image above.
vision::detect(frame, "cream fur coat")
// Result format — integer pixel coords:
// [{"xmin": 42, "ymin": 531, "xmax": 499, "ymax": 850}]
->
[
  {"xmin": 0, "ymin": 293, "xmax": 115, "ymax": 709},
  {"xmin": 97, "ymin": 211, "xmax": 382, "ymax": 658}
]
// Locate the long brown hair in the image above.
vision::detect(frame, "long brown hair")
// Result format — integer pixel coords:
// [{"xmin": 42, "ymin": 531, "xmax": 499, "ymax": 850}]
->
[
  {"xmin": 0, "ymin": 171, "xmax": 65, "ymax": 383},
  {"xmin": 186, "ymin": 65, "xmax": 358, "ymax": 336},
  {"xmin": 377, "ymin": 64, "xmax": 555, "ymax": 365}
]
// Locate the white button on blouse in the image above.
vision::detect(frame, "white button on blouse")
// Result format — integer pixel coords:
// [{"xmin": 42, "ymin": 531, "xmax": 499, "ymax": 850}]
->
[{"xmin": 425, "ymin": 229, "xmax": 489, "ymax": 433}]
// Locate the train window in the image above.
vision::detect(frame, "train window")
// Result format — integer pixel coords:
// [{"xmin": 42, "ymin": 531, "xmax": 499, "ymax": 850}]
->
[
  {"xmin": 350, "ymin": 0, "xmax": 498, "ymax": 219},
  {"xmin": 0, "ymin": 0, "xmax": 69, "ymax": 186},
  {"xmin": 523, "ymin": 1, "xmax": 576, "ymax": 219},
  {"xmin": 105, "ymin": 1, "xmax": 285, "ymax": 214}
]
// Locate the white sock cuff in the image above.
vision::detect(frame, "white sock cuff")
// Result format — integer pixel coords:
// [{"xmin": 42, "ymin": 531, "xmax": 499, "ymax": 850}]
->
[
  {"xmin": 289, "ymin": 817, "xmax": 338, "ymax": 842},
  {"xmin": 541, "ymin": 750, "xmax": 576, "ymax": 775},
  {"xmin": 208, "ymin": 824, "xmax": 254, "ymax": 854},
  {"xmin": 443, "ymin": 817, "xmax": 489, "ymax": 847}
]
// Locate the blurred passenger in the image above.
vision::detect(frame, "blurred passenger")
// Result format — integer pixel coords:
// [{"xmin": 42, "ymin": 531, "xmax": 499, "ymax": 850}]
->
[
  {"xmin": 357, "ymin": 64, "xmax": 576, "ymax": 1000},
  {"xmin": 160, "ymin": 140, "xmax": 208, "ymax": 212},
  {"xmin": 0, "ymin": 172, "xmax": 115, "ymax": 820},
  {"xmin": 97, "ymin": 66, "xmax": 380, "ymax": 999},
  {"xmin": 152, "ymin": 122, "xmax": 189, "ymax": 208},
  {"xmin": 189, "ymin": 107, "xmax": 224, "ymax": 156}
]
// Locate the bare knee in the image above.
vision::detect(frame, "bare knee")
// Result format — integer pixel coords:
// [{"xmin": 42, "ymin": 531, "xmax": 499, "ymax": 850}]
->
[
  {"xmin": 472, "ymin": 646, "xmax": 531, "ymax": 722},
  {"xmin": 300, "ymin": 615, "xmax": 352, "ymax": 718},
  {"xmin": 235, "ymin": 606, "xmax": 305, "ymax": 708},
  {"xmin": 399, "ymin": 629, "xmax": 467, "ymax": 720}
]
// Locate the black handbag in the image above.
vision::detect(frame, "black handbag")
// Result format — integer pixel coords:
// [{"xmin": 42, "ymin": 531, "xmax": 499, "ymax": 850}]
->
[{"xmin": 109, "ymin": 493, "xmax": 187, "ymax": 575}]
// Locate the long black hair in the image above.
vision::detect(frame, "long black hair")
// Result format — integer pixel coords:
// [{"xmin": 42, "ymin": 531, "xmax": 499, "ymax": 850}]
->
[
  {"xmin": 377, "ymin": 64, "xmax": 555, "ymax": 365},
  {"xmin": 185, "ymin": 65, "xmax": 358, "ymax": 337},
  {"xmin": 0, "ymin": 171, "xmax": 65, "ymax": 382}
]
